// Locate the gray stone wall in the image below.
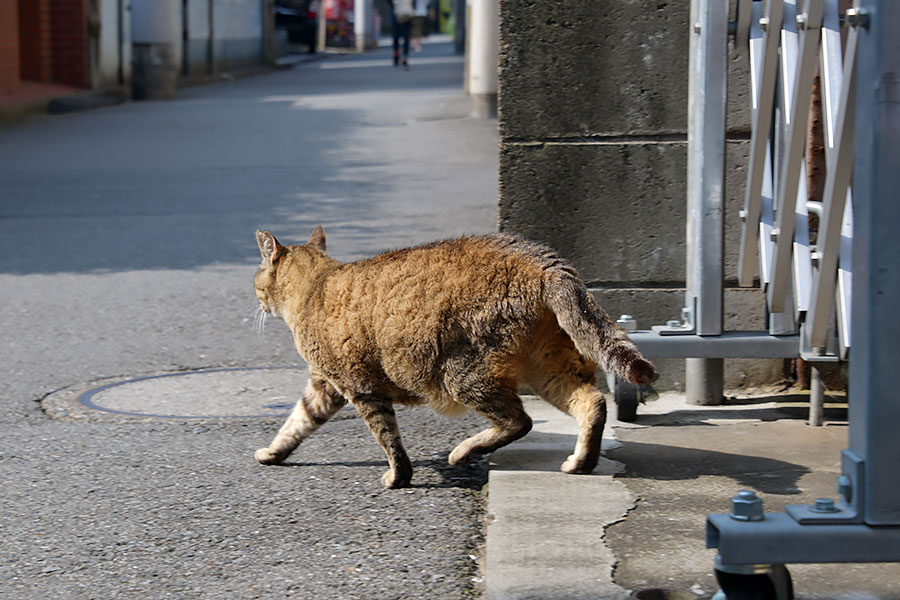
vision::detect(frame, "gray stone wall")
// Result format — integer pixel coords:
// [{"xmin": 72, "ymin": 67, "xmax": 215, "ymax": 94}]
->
[{"xmin": 498, "ymin": 0, "xmax": 784, "ymax": 390}]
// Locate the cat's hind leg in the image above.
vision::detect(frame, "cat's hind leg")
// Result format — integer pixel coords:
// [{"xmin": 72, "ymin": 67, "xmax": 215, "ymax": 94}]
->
[
  {"xmin": 447, "ymin": 384, "xmax": 532, "ymax": 466},
  {"xmin": 352, "ymin": 394, "xmax": 413, "ymax": 489},
  {"xmin": 255, "ymin": 376, "xmax": 347, "ymax": 465},
  {"xmin": 552, "ymin": 382, "xmax": 607, "ymax": 474},
  {"xmin": 527, "ymin": 341, "xmax": 607, "ymax": 474}
]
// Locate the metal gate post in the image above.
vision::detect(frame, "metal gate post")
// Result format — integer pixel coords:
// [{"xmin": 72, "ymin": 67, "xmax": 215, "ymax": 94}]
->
[
  {"xmin": 707, "ymin": 0, "xmax": 900, "ymax": 570},
  {"xmin": 848, "ymin": 0, "xmax": 900, "ymax": 526},
  {"xmin": 685, "ymin": 0, "xmax": 728, "ymax": 405}
]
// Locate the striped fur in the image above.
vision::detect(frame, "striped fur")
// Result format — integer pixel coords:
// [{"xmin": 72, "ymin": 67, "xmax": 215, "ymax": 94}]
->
[{"xmin": 253, "ymin": 228, "xmax": 655, "ymax": 487}]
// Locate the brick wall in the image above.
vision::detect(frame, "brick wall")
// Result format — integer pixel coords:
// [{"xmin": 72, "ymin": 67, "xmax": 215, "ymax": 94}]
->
[
  {"xmin": 0, "ymin": 0, "xmax": 20, "ymax": 90},
  {"xmin": 49, "ymin": 0, "xmax": 88, "ymax": 87},
  {"xmin": 18, "ymin": 0, "xmax": 53, "ymax": 82}
]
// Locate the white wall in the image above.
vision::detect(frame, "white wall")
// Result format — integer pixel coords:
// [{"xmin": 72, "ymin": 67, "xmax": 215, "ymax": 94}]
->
[
  {"xmin": 184, "ymin": 0, "xmax": 265, "ymax": 75},
  {"xmin": 97, "ymin": 0, "xmax": 132, "ymax": 88},
  {"xmin": 211, "ymin": 0, "xmax": 263, "ymax": 43},
  {"xmin": 187, "ymin": 0, "xmax": 212, "ymax": 40},
  {"xmin": 131, "ymin": 0, "xmax": 181, "ymax": 44}
]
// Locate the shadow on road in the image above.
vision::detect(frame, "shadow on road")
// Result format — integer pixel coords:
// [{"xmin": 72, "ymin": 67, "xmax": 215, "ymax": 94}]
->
[{"xmin": 276, "ymin": 454, "xmax": 489, "ymax": 490}]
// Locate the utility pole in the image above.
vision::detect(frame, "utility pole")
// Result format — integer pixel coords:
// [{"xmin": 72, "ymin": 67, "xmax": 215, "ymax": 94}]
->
[
  {"xmin": 318, "ymin": 0, "xmax": 328, "ymax": 52},
  {"xmin": 131, "ymin": 0, "xmax": 181, "ymax": 99},
  {"xmin": 467, "ymin": 0, "xmax": 497, "ymax": 118},
  {"xmin": 354, "ymin": 0, "xmax": 373, "ymax": 52}
]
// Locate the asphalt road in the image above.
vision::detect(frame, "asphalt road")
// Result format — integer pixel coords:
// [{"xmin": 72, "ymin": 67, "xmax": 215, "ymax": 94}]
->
[{"xmin": 0, "ymin": 39, "xmax": 498, "ymax": 599}]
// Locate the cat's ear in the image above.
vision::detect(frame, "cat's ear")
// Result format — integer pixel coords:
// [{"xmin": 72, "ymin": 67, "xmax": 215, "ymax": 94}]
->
[
  {"xmin": 307, "ymin": 225, "xmax": 326, "ymax": 252},
  {"xmin": 256, "ymin": 230, "xmax": 285, "ymax": 265}
]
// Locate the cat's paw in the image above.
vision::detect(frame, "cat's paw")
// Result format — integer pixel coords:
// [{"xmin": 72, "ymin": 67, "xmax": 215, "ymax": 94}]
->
[
  {"xmin": 381, "ymin": 469, "xmax": 411, "ymax": 489},
  {"xmin": 626, "ymin": 358, "xmax": 656, "ymax": 385},
  {"xmin": 560, "ymin": 454, "xmax": 594, "ymax": 474},
  {"xmin": 255, "ymin": 447, "xmax": 284, "ymax": 465},
  {"xmin": 448, "ymin": 443, "xmax": 472, "ymax": 466}
]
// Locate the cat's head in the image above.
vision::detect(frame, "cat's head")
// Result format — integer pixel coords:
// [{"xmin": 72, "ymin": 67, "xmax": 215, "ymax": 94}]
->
[{"xmin": 254, "ymin": 226, "xmax": 328, "ymax": 317}]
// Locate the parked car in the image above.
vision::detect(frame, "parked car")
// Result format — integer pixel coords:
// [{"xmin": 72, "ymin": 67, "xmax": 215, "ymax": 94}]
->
[{"xmin": 274, "ymin": 0, "xmax": 318, "ymax": 53}]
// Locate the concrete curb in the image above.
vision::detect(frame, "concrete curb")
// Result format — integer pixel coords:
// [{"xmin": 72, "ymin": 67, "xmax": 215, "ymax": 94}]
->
[
  {"xmin": 0, "ymin": 96, "xmax": 56, "ymax": 127},
  {"xmin": 0, "ymin": 51, "xmax": 327, "ymax": 128},
  {"xmin": 47, "ymin": 89, "xmax": 129, "ymax": 114},
  {"xmin": 485, "ymin": 397, "xmax": 636, "ymax": 599},
  {"xmin": 0, "ymin": 88, "xmax": 127, "ymax": 127}
]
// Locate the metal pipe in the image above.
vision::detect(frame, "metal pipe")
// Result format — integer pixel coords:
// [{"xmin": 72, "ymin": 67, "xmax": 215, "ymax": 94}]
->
[
  {"xmin": 630, "ymin": 330, "xmax": 801, "ymax": 359},
  {"xmin": 809, "ymin": 364, "xmax": 825, "ymax": 426},
  {"xmin": 805, "ymin": 200, "xmax": 823, "ymax": 219},
  {"xmin": 687, "ymin": 357, "xmax": 724, "ymax": 406},
  {"xmin": 685, "ymin": 0, "xmax": 728, "ymax": 405}
]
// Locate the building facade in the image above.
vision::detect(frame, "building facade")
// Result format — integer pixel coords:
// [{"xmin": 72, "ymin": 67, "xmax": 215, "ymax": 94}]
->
[
  {"xmin": 1, "ymin": 0, "xmax": 269, "ymax": 102},
  {"xmin": 1, "ymin": 0, "xmax": 131, "ymax": 95}
]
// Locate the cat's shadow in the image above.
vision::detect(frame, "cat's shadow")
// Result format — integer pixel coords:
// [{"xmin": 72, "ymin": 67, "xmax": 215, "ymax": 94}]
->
[
  {"xmin": 607, "ymin": 440, "xmax": 810, "ymax": 495},
  {"xmin": 278, "ymin": 459, "xmax": 385, "ymax": 469},
  {"xmin": 274, "ymin": 455, "xmax": 490, "ymax": 490}
]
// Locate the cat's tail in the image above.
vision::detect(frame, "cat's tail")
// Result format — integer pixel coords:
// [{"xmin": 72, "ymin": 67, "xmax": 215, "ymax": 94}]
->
[{"xmin": 542, "ymin": 266, "xmax": 655, "ymax": 385}]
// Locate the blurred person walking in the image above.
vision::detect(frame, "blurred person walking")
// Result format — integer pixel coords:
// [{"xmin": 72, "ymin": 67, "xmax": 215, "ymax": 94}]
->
[
  {"xmin": 412, "ymin": 0, "xmax": 429, "ymax": 52},
  {"xmin": 389, "ymin": 0, "xmax": 414, "ymax": 69}
]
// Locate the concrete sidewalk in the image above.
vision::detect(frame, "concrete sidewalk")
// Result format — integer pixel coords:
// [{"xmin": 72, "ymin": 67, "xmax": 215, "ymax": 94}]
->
[
  {"xmin": 485, "ymin": 391, "xmax": 900, "ymax": 599},
  {"xmin": 487, "ymin": 397, "xmax": 634, "ymax": 599}
]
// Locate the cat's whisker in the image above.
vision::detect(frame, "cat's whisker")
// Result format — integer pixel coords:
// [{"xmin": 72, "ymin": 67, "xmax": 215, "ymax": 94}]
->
[
  {"xmin": 260, "ymin": 308, "xmax": 269, "ymax": 337},
  {"xmin": 253, "ymin": 306, "xmax": 268, "ymax": 338}
]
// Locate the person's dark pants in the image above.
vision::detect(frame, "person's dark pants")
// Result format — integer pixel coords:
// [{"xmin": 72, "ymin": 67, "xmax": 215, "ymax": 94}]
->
[{"xmin": 392, "ymin": 16, "xmax": 411, "ymax": 64}]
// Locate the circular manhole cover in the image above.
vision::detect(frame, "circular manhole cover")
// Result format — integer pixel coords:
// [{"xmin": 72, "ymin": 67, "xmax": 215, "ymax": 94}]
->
[{"xmin": 42, "ymin": 367, "xmax": 327, "ymax": 422}]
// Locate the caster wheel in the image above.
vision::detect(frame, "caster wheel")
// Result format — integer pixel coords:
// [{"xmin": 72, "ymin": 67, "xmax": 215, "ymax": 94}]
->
[
  {"xmin": 714, "ymin": 564, "xmax": 794, "ymax": 600},
  {"xmin": 611, "ymin": 376, "xmax": 641, "ymax": 422}
]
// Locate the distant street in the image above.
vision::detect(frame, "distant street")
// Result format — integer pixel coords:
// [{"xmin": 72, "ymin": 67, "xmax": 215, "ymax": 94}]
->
[{"xmin": 0, "ymin": 38, "xmax": 498, "ymax": 599}]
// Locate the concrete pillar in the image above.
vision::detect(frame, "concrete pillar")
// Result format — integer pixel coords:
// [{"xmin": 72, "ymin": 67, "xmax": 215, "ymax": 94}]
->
[
  {"xmin": 131, "ymin": 0, "xmax": 181, "ymax": 100},
  {"xmin": 354, "ymin": 0, "xmax": 373, "ymax": 52},
  {"xmin": 467, "ymin": 0, "xmax": 497, "ymax": 118}
]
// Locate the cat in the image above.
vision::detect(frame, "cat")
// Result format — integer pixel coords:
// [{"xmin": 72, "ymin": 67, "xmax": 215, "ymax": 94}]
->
[{"xmin": 253, "ymin": 226, "xmax": 655, "ymax": 488}]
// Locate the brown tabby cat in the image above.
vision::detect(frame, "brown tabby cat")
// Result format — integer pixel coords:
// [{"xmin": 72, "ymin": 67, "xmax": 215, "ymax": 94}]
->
[{"xmin": 253, "ymin": 227, "xmax": 654, "ymax": 488}]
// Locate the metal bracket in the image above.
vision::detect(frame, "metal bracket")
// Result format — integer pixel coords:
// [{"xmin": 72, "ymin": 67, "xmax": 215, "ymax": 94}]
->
[
  {"xmin": 651, "ymin": 297, "xmax": 697, "ymax": 336},
  {"xmin": 843, "ymin": 7, "xmax": 870, "ymax": 30},
  {"xmin": 707, "ymin": 512, "xmax": 900, "ymax": 564},
  {"xmin": 785, "ymin": 451, "xmax": 865, "ymax": 524}
]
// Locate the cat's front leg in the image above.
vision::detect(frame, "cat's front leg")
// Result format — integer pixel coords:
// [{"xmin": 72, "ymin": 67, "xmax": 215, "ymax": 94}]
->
[
  {"xmin": 255, "ymin": 376, "xmax": 346, "ymax": 465},
  {"xmin": 352, "ymin": 395, "xmax": 413, "ymax": 488}
]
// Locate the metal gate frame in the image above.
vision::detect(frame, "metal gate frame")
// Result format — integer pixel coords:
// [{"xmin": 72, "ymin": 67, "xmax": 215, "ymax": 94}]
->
[{"xmin": 700, "ymin": 0, "xmax": 900, "ymax": 571}]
